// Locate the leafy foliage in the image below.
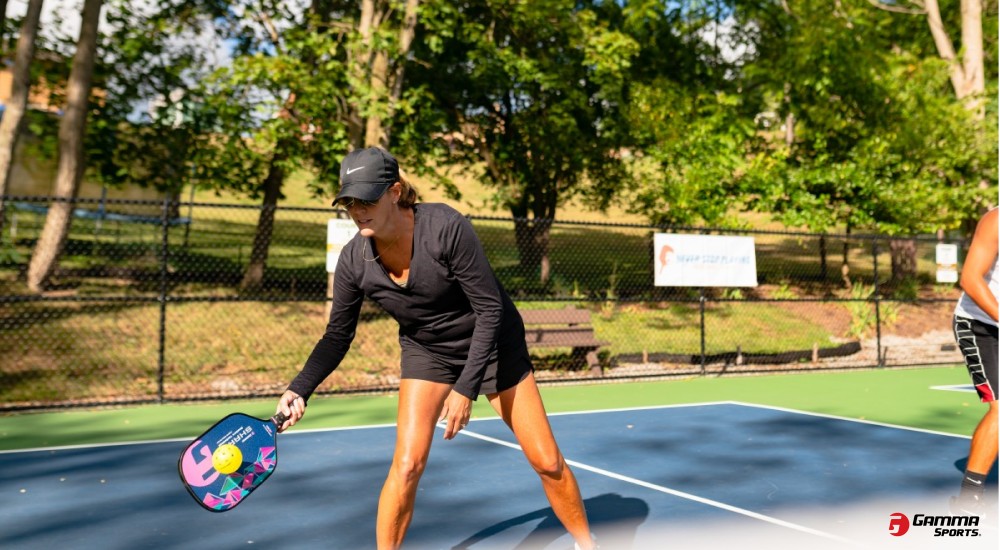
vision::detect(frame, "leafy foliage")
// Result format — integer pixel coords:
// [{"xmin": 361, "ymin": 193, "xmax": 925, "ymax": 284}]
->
[
  {"xmin": 736, "ymin": 0, "xmax": 997, "ymax": 234},
  {"xmin": 411, "ymin": 0, "xmax": 636, "ymax": 220},
  {"xmin": 6, "ymin": 0, "xmax": 997, "ymax": 244}
]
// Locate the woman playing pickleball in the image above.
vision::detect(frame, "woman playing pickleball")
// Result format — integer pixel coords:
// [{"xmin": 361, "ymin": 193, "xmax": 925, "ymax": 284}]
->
[{"xmin": 275, "ymin": 147, "xmax": 597, "ymax": 550}]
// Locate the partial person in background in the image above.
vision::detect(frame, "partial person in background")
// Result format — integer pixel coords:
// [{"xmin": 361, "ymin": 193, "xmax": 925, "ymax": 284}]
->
[
  {"xmin": 275, "ymin": 147, "xmax": 598, "ymax": 550},
  {"xmin": 951, "ymin": 206, "xmax": 999, "ymax": 515}
]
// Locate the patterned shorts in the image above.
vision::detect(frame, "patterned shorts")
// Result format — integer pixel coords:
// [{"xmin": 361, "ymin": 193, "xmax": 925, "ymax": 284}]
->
[{"xmin": 953, "ymin": 316, "xmax": 999, "ymax": 402}]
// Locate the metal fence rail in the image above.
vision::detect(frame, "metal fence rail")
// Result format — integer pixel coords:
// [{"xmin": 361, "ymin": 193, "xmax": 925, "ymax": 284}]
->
[{"xmin": 0, "ymin": 196, "xmax": 967, "ymax": 411}]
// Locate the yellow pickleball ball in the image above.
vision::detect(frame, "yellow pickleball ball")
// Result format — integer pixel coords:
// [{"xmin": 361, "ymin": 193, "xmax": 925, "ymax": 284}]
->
[{"xmin": 212, "ymin": 444, "xmax": 243, "ymax": 474}]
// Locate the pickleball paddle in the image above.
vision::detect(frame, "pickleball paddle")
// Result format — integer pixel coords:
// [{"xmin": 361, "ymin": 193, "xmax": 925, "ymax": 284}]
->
[{"xmin": 178, "ymin": 412, "xmax": 288, "ymax": 512}]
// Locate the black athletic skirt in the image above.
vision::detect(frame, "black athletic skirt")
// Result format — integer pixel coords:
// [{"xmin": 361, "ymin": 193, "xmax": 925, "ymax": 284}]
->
[{"xmin": 399, "ymin": 339, "xmax": 532, "ymax": 396}]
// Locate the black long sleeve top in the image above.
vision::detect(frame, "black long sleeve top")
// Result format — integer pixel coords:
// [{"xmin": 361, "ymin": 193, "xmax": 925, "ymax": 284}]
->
[{"xmin": 287, "ymin": 203, "xmax": 526, "ymax": 401}]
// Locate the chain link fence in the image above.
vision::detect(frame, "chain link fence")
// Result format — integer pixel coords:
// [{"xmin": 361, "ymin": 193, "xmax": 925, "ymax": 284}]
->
[{"xmin": 0, "ymin": 196, "xmax": 966, "ymax": 411}]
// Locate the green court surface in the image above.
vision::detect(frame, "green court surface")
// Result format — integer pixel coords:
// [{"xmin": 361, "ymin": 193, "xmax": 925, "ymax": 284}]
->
[{"xmin": 0, "ymin": 365, "xmax": 979, "ymax": 452}]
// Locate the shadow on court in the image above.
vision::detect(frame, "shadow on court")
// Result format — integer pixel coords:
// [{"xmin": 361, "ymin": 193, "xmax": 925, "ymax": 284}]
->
[
  {"xmin": 452, "ymin": 493, "xmax": 650, "ymax": 549},
  {"xmin": 953, "ymin": 457, "xmax": 1000, "ymax": 483}
]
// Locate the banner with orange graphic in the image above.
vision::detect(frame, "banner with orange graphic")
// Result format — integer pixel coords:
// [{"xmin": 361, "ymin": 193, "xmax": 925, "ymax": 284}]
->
[{"xmin": 653, "ymin": 233, "xmax": 757, "ymax": 287}]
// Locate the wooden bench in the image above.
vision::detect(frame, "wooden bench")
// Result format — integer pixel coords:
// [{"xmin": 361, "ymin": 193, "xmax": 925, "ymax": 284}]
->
[{"xmin": 520, "ymin": 307, "xmax": 609, "ymax": 376}]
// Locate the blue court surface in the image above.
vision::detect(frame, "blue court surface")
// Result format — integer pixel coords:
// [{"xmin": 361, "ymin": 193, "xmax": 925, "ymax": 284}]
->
[{"xmin": 2, "ymin": 402, "xmax": 997, "ymax": 549}]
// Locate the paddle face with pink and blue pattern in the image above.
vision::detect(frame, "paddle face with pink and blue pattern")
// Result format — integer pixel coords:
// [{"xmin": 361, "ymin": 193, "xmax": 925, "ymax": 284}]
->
[{"xmin": 178, "ymin": 412, "xmax": 287, "ymax": 512}]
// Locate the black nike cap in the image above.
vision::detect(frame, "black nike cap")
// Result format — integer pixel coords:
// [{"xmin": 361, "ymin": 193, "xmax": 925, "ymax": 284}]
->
[{"xmin": 332, "ymin": 147, "xmax": 400, "ymax": 205}]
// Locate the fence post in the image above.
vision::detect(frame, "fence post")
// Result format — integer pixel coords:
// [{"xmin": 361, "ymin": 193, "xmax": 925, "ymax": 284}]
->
[
  {"xmin": 699, "ymin": 288, "xmax": 706, "ymax": 375},
  {"xmin": 872, "ymin": 236, "xmax": 884, "ymax": 367},
  {"xmin": 157, "ymin": 196, "xmax": 170, "ymax": 402}
]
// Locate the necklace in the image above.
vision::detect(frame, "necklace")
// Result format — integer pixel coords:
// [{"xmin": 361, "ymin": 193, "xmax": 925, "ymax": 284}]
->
[{"xmin": 362, "ymin": 234, "xmax": 401, "ymax": 262}]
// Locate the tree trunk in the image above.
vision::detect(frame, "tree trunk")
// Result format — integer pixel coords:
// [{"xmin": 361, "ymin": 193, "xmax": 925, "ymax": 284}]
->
[
  {"xmin": 349, "ymin": 0, "xmax": 379, "ymax": 149},
  {"xmin": 26, "ymin": 0, "xmax": 102, "ymax": 293},
  {"xmin": 353, "ymin": 0, "xmax": 419, "ymax": 148},
  {"xmin": 513, "ymin": 216, "xmax": 552, "ymax": 285},
  {"xmin": 364, "ymin": 49, "xmax": 390, "ymax": 147},
  {"xmin": 364, "ymin": 0, "xmax": 419, "ymax": 147},
  {"xmin": 923, "ymin": 0, "xmax": 984, "ymax": 114},
  {"xmin": 888, "ymin": 238, "xmax": 918, "ymax": 282},
  {"xmin": 841, "ymin": 224, "xmax": 852, "ymax": 288},
  {"xmin": 0, "ymin": 0, "xmax": 45, "ymax": 232},
  {"xmin": 958, "ymin": 0, "xmax": 984, "ymax": 113},
  {"xmin": 392, "ymin": 0, "xmax": 420, "ymax": 101},
  {"xmin": 240, "ymin": 149, "xmax": 285, "ymax": 292},
  {"xmin": 0, "ymin": 1, "xmax": 8, "ymax": 40},
  {"xmin": 783, "ymin": 81, "xmax": 795, "ymax": 147}
]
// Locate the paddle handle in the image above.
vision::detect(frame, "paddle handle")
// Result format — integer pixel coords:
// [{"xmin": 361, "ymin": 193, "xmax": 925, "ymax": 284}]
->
[{"xmin": 270, "ymin": 411, "xmax": 290, "ymax": 427}]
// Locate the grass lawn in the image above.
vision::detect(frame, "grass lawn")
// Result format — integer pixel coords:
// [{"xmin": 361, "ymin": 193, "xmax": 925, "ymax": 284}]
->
[{"xmin": 1, "ymin": 167, "xmax": 961, "ymax": 408}]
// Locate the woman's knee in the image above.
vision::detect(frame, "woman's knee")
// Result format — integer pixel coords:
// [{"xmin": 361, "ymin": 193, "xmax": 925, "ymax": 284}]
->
[
  {"xmin": 390, "ymin": 454, "xmax": 428, "ymax": 484},
  {"xmin": 526, "ymin": 449, "xmax": 565, "ymax": 479}
]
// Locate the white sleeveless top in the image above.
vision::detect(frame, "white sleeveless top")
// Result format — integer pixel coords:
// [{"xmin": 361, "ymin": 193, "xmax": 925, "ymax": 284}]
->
[{"xmin": 954, "ymin": 253, "xmax": 1000, "ymax": 327}]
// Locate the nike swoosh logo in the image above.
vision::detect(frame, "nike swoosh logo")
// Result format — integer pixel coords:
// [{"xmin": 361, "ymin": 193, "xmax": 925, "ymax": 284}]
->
[{"xmin": 346, "ymin": 166, "xmax": 364, "ymax": 174}]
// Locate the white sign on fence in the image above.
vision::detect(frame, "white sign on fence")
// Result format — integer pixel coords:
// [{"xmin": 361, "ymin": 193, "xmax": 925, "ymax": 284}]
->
[
  {"xmin": 327, "ymin": 219, "xmax": 358, "ymax": 273},
  {"xmin": 654, "ymin": 233, "xmax": 758, "ymax": 287},
  {"xmin": 935, "ymin": 243, "xmax": 959, "ymax": 284}
]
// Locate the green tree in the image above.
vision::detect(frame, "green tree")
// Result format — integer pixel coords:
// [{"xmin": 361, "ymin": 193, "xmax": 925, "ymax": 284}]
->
[
  {"xmin": 164, "ymin": 1, "xmax": 427, "ymax": 291},
  {"xmin": 616, "ymin": 0, "xmax": 756, "ymax": 227},
  {"xmin": 735, "ymin": 0, "xmax": 996, "ymax": 280},
  {"xmin": 239, "ymin": 1, "xmax": 419, "ymax": 290},
  {"xmin": 870, "ymin": 0, "xmax": 990, "ymax": 113},
  {"xmin": 412, "ymin": 0, "xmax": 637, "ymax": 285},
  {"xmin": 87, "ymin": 0, "xmax": 233, "ymax": 213}
]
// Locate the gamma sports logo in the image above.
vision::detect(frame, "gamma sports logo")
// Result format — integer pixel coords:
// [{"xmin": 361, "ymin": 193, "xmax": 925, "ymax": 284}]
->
[{"xmin": 889, "ymin": 512, "xmax": 980, "ymax": 537}]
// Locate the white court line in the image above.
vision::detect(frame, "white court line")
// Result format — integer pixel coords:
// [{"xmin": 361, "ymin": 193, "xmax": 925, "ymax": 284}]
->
[
  {"xmin": 0, "ymin": 402, "xmax": 735, "ymax": 454},
  {"xmin": 543, "ymin": 400, "xmax": 971, "ymax": 440},
  {"xmin": 930, "ymin": 384, "xmax": 976, "ymax": 393},
  {"xmin": 0, "ymin": 421, "xmax": 400, "ymax": 455},
  {"xmin": 725, "ymin": 401, "xmax": 971, "ymax": 439},
  {"xmin": 545, "ymin": 400, "xmax": 736, "ymax": 417},
  {"xmin": 1, "ymin": 399, "xmax": 969, "ymax": 454},
  {"xmin": 458, "ymin": 428, "xmax": 866, "ymax": 548}
]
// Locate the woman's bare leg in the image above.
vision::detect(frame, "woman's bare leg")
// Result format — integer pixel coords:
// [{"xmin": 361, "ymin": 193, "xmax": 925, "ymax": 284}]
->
[
  {"xmin": 488, "ymin": 373, "xmax": 595, "ymax": 549},
  {"xmin": 967, "ymin": 401, "xmax": 999, "ymax": 475},
  {"xmin": 376, "ymin": 379, "xmax": 452, "ymax": 549}
]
